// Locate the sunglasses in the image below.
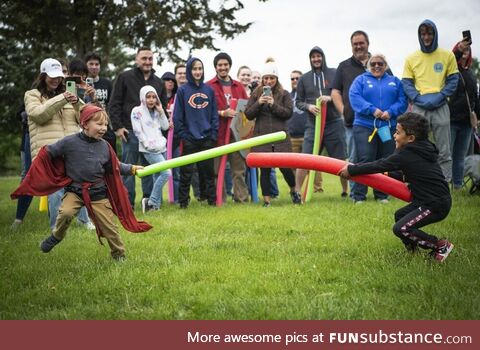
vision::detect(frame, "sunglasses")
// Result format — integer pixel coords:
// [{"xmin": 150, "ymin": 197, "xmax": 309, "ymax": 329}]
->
[
  {"xmin": 291, "ymin": 77, "xmax": 299, "ymax": 81},
  {"xmin": 370, "ymin": 61, "xmax": 385, "ymax": 67}
]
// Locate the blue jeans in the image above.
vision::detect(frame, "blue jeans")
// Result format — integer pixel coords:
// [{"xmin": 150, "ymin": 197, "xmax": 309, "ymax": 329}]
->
[
  {"xmin": 270, "ymin": 168, "xmax": 279, "ymax": 196},
  {"xmin": 450, "ymin": 122, "xmax": 472, "ymax": 188},
  {"xmin": 352, "ymin": 125, "xmax": 395, "ymax": 201},
  {"xmin": 345, "ymin": 126, "xmax": 358, "ymax": 197},
  {"xmin": 121, "ymin": 130, "xmax": 153, "ymax": 207},
  {"xmin": 48, "ymin": 189, "xmax": 90, "ymax": 230},
  {"xmin": 16, "ymin": 133, "xmax": 33, "ymax": 220},
  {"xmin": 143, "ymin": 152, "xmax": 170, "ymax": 208}
]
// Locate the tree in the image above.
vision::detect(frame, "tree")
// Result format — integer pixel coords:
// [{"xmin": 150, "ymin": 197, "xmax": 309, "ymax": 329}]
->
[{"xmin": 0, "ymin": 0, "xmax": 265, "ymax": 172}]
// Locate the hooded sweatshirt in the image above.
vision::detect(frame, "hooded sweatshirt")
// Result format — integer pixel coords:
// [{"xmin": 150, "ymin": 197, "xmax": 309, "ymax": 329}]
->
[
  {"xmin": 295, "ymin": 46, "xmax": 340, "ymax": 123},
  {"xmin": 131, "ymin": 85, "xmax": 170, "ymax": 153},
  {"xmin": 348, "ymin": 139, "xmax": 450, "ymax": 210},
  {"xmin": 402, "ymin": 20, "xmax": 459, "ymax": 110},
  {"xmin": 173, "ymin": 57, "xmax": 218, "ymax": 143}
]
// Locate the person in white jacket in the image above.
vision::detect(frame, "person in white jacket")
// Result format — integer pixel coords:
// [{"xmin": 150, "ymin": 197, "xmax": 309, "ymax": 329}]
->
[{"xmin": 131, "ymin": 85, "xmax": 171, "ymax": 212}]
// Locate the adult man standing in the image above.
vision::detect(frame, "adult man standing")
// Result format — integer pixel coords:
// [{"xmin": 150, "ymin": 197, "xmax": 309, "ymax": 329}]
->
[
  {"xmin": 207, "ymin": 52, "xmax": 249, "ymax": 203},
  {"xmin": 84, "ymin": 52, "xmax": 116, "ymax": 151},
  {"xmin": 332, "ymin": 31, "xmax": 371, "ymax": 170},
  {"xmin": 109, "ymin": 47, "xmax": 166, "ymax": 208},
  {"xmin": 295, "ymin": 47, "xmax": 348, "ymax": 198},
  {"xmin": 402, "ymin": 20, "xmax": 459, "ymax": 182},
  {"xmin": 287, "ymin": 70, "xmax": 323, "ymax": 192}
]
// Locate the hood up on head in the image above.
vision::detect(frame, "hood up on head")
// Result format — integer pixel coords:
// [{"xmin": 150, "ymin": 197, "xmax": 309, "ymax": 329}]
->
[
  {"xmin": 418, "ymin": 19, "xmax": 438, "ymax": 53},
  {"xmin": 186, "ymin": 57, "xmax": 204, "ymax": 85},
  {"xmin": 309, "ymin": 46, "xmax": 328, "ymax": 71}
]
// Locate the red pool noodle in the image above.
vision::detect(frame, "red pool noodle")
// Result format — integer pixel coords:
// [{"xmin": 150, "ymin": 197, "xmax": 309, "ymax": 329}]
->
[{"xmin": 247, "ymin": 153, "xmax": 412, "ymax": 202}]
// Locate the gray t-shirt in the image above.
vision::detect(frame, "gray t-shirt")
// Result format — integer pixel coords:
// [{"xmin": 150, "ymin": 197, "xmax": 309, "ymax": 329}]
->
[{"xmin": 47, "ymin": 132, "xmax": 131, "ymax": 188}]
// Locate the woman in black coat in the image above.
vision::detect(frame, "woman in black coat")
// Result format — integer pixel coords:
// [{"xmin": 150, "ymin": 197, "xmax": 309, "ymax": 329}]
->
[
  {"xmin": 245, "ymin": 60, "xmax": 302, "ymax": 206},
  {"xmin": 449, "ymin": 40, "xmax": 480, "ymax": 190}
]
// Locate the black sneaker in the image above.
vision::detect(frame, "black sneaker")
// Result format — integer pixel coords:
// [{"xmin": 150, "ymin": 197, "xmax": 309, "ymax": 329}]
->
[
  {"xmin": 262, "ymin": 201, "xmax": 271, "ymax": 207},
  {"xmin": 40, "ymin": 235, "xmax": 61, "ymax": 253},
  {"xmin": 290, "ymin": 191, "xmax": 302, "ymax": 204},
  {"xmin": 434, "ymin": 239, "xmax": 454, "ymax": 262},
  {"xmin": 341, "ymin": 192, "xmax": 348, "ymax": 198},
  {"xmin": 404, "ymin": 242, "xmax": 419, "ymax": 253}
]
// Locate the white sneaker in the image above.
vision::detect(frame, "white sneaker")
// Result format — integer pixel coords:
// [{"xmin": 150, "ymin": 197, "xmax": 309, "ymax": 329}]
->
[{"xmin": 83, "ymin": 221, "xmax": 96, "ymax": 230}]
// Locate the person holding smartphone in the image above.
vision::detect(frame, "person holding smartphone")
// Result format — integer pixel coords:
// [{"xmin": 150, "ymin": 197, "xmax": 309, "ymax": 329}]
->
[
  {"xmin": 244, "ymin": 58, "xmax": 301, "ymax": 207},
  {"xmin": 23, "ymin": 58, "xmax": 95, "ymax": 231},
  {"xmin": 448, "ymin": 34, "xmax": 479, "ymax": 190}
]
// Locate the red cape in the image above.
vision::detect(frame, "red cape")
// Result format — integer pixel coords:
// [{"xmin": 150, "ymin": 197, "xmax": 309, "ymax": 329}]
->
[{"xmin": 11, "ymin": 145, "xmax": 152, "ymax": 236}]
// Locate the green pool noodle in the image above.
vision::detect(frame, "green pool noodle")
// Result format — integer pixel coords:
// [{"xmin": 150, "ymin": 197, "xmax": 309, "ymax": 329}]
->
[{"xmin": 136, "ymin": 131, "xmax": 286, "ymax": 178}]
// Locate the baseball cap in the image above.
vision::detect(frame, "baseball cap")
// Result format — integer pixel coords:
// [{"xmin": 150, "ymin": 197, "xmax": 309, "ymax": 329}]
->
[{"xmin": 40, "ymin": 58, "xmax": 65, "ymax": 78}]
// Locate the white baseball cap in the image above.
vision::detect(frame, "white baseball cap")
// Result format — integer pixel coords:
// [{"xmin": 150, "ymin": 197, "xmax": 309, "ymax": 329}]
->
[{"xmin": 40, "ymin": 58, "xmax": 65, "ymax": 78}]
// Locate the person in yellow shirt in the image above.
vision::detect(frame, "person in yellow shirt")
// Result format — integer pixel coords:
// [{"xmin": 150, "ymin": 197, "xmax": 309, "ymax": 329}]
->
[{"xmin": 402, "ymin": 20, "xmax": 459, "ymax": 183}]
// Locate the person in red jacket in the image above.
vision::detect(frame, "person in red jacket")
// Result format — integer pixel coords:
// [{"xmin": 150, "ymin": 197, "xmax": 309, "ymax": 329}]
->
[{"xmin": 207, "ymin": 52, "xmax": 250, "ymax": 203}]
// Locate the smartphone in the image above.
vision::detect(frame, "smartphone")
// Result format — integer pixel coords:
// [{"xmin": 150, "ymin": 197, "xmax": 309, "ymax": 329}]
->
[
  {"xmin": 263, "ymin": 86, "xmax": 272, "ymax": 96},
  {"xmin": 86, "ymin": 77, "xmax": 94, "ymax": 87},
  {"xmin": 65, "ymin": 76, "xmax": 82, "ymax": 84},
  {"xmin": 462, "ymin": 30, "xmax": 472, "ymax": 44},
  {"xmin": 66, "ymin": 81, "xmax": 76, "ymax": 95}
]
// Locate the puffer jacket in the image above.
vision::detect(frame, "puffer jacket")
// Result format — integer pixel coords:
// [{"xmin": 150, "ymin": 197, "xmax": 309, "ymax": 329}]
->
[{"xmin": 25, "ymin": 89, "xmax": 81, "ymax": 159}]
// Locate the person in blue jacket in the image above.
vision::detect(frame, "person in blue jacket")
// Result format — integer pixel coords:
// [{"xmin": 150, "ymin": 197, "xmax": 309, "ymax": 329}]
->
[
  {"xmin": 349, "ymin": 53, "xmax": 408, "ymax": 203},
  {"xmin": 173, "ymin": 57, "xmax": 218, "ymax": 208}
]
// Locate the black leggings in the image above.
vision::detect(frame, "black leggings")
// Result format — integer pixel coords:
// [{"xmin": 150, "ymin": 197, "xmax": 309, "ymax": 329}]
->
[
  {"xmin": 392, "ymin": 201, "xmax": 451, "ymax": 249},
  {"xmin": 260, "ymin": 167, "xmax": 295, "ymax": 197}
]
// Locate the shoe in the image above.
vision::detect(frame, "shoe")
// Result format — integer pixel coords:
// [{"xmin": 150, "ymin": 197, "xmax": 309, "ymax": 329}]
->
[
  {"xmin": 40, "ymin": 235, "xmax": 61, "ymax": 253},
  {"xmin": 434, "ymin": 239, "xmax": 454, "ymax": 262},
  {"xmin": 341, "ymin": 192, "xmax": 348, "ymax": 198},
  {"xmin": 141, "ymin": 198, "xmax": 157, "ymax": 213},
  {"xmin": 10, "ymin": 219, "xmax": 22, "ymax": 230},
  {"xmin": 404, "ymin": 242, "xmax": 419, "ymax": 253},
  {"xmin": 377, "ymin": 199, "xmax": 389, "ymax": 204},
  {"xmin": 262, "ymin": 201, "xmax": 271, "ymax": 207},
  {"xmin": 113, "ymin": 255, "xmax": 126, "ymax": 262},
  {"xmin": 290, "ymin": 191, "xmax": 302, "ymax": 204},
  {"xmin": 83, "ymin": 221, "xmax": 96, "ymax": 230},
  {"xmin": 314, "ymin": 188, "xmax": 324, "ymax": 193},
  {"xmin": 354, "ymin": 200, "xmax": 365, "ymax": 205},
  {"xmin": 179, "ymin": 202, "xmax": 188, "ymax": 209}
]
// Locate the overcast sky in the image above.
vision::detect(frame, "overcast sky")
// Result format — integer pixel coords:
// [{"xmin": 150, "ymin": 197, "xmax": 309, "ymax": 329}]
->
[{"xmin": 156, "ymin": 0, "xmax": 480, "ymax": 87}]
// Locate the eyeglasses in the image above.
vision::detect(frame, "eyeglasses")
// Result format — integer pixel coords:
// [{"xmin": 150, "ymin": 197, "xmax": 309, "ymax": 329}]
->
[
  {"xmin": 370, "ymin": 62, "xmax": 385, "ymax": 67},
  {"xmin": 291, "ymin": 77, "xmax": 299, "ymax": 81}
]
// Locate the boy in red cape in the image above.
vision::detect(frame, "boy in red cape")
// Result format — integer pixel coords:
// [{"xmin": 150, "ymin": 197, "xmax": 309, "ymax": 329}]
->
[{"xmin": 11, "ymin": 105, "xmax": 152, "ymax": 261}]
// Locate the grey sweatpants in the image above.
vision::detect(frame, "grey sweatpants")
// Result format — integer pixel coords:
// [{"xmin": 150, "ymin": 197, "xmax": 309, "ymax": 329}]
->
[{"xmin": 412, "ymin": 103, "xmax": 452, "ymax": 183}]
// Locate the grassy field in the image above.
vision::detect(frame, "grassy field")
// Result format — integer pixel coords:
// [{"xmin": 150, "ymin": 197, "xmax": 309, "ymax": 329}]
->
[{"xmin": 0, "ymin": 174, "xmax": 478, "ymax": 320}]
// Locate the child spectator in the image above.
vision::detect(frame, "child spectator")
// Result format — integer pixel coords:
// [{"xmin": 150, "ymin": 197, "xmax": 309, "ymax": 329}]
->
[
  {"xmin": 173, "ymin": 57, "xmax": 218, "ymax": 208},
  {"xmin": 11, "ymin": 105, "xmax": 151, "ymax": 261},
  {"xmin": 339, "ymin": 112, "xmax": 454, "ymax": 262},
  {"xmin": 131, "ymin": 85, "xmax": 171, "ymax": 212}
]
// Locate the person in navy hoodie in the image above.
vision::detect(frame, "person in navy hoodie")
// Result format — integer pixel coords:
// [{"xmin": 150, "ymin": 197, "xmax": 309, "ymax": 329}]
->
[
  {"xmin": 349, "ymin": 53, "xmax": 408, "ymax": 204},
  {"xmin": 173, "ymin": 57, "xmax": 218, "ymax": 208}
]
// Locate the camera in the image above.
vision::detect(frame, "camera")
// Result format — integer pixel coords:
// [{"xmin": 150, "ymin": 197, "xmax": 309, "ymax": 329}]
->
[{"xmin": 86, "ymin": 77, "xmax": 94, "ymax": 87}]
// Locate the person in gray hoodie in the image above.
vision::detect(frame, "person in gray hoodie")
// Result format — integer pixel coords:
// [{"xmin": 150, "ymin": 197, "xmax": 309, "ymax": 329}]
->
[
  {"xmin": 295, "ymin": 46, "xmax": 348, "ymax": 198},
  {"xmin": 402, "ymin": 20, "xmax": 459, "ymax": 183}
]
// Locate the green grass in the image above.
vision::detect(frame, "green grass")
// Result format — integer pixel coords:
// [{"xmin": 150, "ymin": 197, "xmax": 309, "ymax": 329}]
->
[{"xmin": 1, "ymin": 174, "xmax": 479, "ymax": 320}]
